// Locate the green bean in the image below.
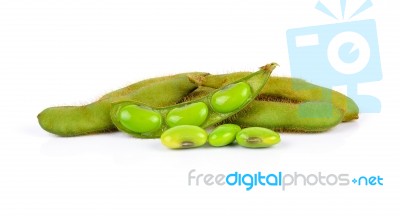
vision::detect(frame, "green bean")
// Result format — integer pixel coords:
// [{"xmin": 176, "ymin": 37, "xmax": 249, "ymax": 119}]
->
[
  {"xmin": 118, "ymin": 105, "xmax": 162, "ymax": 133},
  {"xmin": 236, "ymin": 127, "xmax": 280, "ymax": 148},
  {"xmin": 161, "ymin": 125, "xmax": 208, "ymax": 149},
  {"xmin": 166, "ymin": 102, "xmax": 208, "ymax": 127},
  {"xmin": 208, "ymin": 124, "xmax": 241, "ymax": 147},
  {"xmin": 189, "ymin": 74, "xmax": 358, "ymax": 122},
  {"xmin": 211, "ymin": 82, "xmax": 251, "ymax": 113},
  {"xmin": 37, "ymin": 73, "xmax": 206, "ymax": 136},
  {"xmin": 110, "ymin": 63, "xmax": 278, "ymax": 138}
]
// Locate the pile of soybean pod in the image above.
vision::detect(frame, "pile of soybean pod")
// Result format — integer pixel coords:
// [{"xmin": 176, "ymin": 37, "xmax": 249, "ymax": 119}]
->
[{"xmin": 38, "ymin": 63, "xmax": 358, "ymax": 149}]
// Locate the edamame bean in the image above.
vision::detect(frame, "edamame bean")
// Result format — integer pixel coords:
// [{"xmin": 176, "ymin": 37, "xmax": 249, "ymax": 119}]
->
[
  {"xmin": 208, "ymin": 124, "xmax": 241, "ymax": 147},
  {"xmin": 211, "ymin": 82, "xmax": 251, "ymax": 113},
  {"xmin": 161, "ymin": 125, "xmax": 208, "ymax": 149},
  {"xmin": 110, "ymin": 63, "xmax": 278, "ymax": 138},
  {"xmin": 118, "ymin": 105, "xmax": 162, "ymax": 133},
  {"xmin": 166, "ymin": 102, "xmax": 208, "ymax": 127},
  {"xmin": 236, "ymin": 127, "xmax": 280, "ymax": 148},
  {"xmin": 38, "ymin": 73, "xmax": 206, "ymax": 136}
]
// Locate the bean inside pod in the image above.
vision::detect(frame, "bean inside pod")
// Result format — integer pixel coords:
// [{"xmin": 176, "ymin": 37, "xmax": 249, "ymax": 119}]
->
[
  {"xmin": 210, "ymin": 82, "xmax": 252, "ymax": 113},
  {"xmin": 117, "ymin": 105, "xmax": 162, "ymax": 133},
  {"xmin": 166, "ymin": 102, "xmax": 209, "ymax": 127}
]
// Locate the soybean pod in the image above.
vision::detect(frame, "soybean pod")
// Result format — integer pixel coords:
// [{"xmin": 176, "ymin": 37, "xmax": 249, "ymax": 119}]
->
[
  {"xmin": 230, "ymin": 100, "xmax": 344, "ymax": 132},
  {"xmin": 38, "ymin": 73, "xmax": 207, "ymax": 136},
  {"xmin": 184, "ymin": 86, "xmax": 344, "ymax": 132},
  {"xmin": 100, "ymin": 72, "xmax": 207, "ymax": 100},
  {"xmin": 110, "ymin": 63, "xmax": 278, "ymax": 138},
  {"xmin": 189, "ymin": 73, "xmax": 359, "ymax": 122}
]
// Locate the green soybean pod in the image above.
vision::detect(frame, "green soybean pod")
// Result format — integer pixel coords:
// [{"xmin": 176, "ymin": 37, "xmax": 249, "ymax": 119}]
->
[
  {"xmin": 110, "ymin": 63, "xmax": 278, "ymax": 138},
  {"xmin": 208, "ymin": 124, "xmax": 241, "ymax": 147},
  {"xmin": 161, "ymin": 125, "xmax": 208, "ymax": 149},
  {"xmin": 258, "ymin": 77, "xmax": 358, "ymax": 122},
  {"xmin": 37, "ymin": 73, "xmax": 206, "ymax": 136},
  {"xmin": 229, "ymin": 101, "xmax": 344, "ymax": 132},
  {"xmin": 100, "ymin": 72, "xmax": 208, "ymax": 100},
  {"xmin": 236, "ymin": 127, "xmax": 280, "ymax": 148},
  {"xmin": 189, "ymin": 73, "xmax": 359, "ymax": 122},
  {"xmin": 184, "ymin": 87, "xmax": 344, "ymax": 132}
]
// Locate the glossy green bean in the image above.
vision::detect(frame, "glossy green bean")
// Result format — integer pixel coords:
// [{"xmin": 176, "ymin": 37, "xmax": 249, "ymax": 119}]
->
[
  {"xmin": 161, "ymin": 125, "xmax": 208, "ymax": 149},
  {"xmin": 208, "ymin": 124, "xmax": 241, "ymax": 147},
  {"xmin": 236, "ymin": 127, "xmax": 280, "ymax": 148}
]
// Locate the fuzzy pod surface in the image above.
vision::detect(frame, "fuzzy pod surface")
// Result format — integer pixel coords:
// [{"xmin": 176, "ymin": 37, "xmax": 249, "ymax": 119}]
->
[
  {"xmin": 189, "ymin": 73, "xmax": 359, "ymax": 122},
  {"xmin": 38, "ymin": 73, "xmax": 206, "ymax": 136},
  {"xmin": 228, "ymin": 100, "xmax": 344, "ymax": 132},
  {"xmin": 184, "ymin": 86, "xmax": 344, "ymax": 132}
]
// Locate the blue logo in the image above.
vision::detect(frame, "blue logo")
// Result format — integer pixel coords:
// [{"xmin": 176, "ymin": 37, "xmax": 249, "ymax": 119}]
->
[{"xmin": 286, "ymin": 0, "xmax": 382, "ymax": 113}]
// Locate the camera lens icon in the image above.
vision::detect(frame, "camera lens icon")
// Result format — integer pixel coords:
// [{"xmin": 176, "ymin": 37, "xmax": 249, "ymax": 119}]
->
[
  {"xmin": 328, "ymin": 31, "xmax": 371, "ymax": 75},
  {"xmin": 286, "ymin": 19, "xmax": 382, "ymax": 113}
]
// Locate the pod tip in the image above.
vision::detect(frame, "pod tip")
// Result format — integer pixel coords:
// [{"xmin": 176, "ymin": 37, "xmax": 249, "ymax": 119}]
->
[{"xmin": 260, "ymin": 62, "xmax": 279, "ymax": 72}]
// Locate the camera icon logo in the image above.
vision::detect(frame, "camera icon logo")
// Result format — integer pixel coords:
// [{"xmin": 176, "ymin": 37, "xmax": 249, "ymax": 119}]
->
[{"xmin": 286, "ymin": 1, "xmax": 382, "ymax": 113}]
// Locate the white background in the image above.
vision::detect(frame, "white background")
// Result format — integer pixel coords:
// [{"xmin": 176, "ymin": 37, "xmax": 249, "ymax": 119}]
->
[{"xmin": 1, "ymin": 0, "xmax": 399, "ymax": 215}]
